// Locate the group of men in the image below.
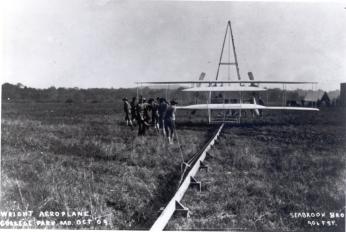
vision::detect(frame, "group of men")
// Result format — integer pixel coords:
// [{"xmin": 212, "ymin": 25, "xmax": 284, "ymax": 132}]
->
[{"xmin": 122, "ymin": 96, "xmax": 178, "ymax": 143}]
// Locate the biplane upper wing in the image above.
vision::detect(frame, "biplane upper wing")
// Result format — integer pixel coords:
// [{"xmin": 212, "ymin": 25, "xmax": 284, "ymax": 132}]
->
[
  {"xmin": 136, "ymin": 81, "xmax": 318, "ymax": 84},
  {"xmin": 182, "ymin": 86, "xmax": 267, "ymax": 92},
  {"xmin": 176, "ymin": 104, "xmax": 319, "ymax": 111}
]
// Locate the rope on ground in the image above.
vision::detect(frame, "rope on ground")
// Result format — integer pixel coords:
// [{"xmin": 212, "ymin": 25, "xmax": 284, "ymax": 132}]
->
[
  {"xmin": 178, "ymin": 164, "xmax": 190, "ymax": 186},
  {"xmin": 177, "ymin": 125, "xmax": 222, "ymax": 186},
  {"xmin": 174, "ymin": 130, "xmax": 186, "ymax": 164},
  {"xmin": 172, "ymin": 129, "xmax": 190, "ymax": 186}
]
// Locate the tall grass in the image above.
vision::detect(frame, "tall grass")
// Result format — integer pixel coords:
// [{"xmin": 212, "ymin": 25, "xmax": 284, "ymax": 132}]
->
[
  {"xmin": 166, "ymin": 108, "xmax": 346, "ymax": 231},
  {"xmin": 1, "ymin": 102, "xmax": 210, "ymax": 229}
]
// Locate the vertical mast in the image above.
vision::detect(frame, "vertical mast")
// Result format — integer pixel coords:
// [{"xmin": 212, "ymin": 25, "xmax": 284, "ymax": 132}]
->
[{"xmin": 229, "ymin": 21, "xmax": 241, "ymax": 81}]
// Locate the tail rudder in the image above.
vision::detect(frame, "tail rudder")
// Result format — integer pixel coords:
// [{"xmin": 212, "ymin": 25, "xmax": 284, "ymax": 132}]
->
[
  {"xmin": 197, "ymin": 72, "xmax": 206, "ymax": 87},
  {"xmin": 248, "ymin": 72, "xmax": 259, "ymax": 87}
]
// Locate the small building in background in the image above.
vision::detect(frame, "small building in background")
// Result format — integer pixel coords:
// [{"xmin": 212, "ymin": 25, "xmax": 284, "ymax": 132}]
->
[
  {"xmin": 341, "ymin": 83, "xmax": 346, "ymax": 107},
  {"xmin": 318, "ymin": 92, "xmax": 331, "ymax": 106},
  {"xmin": 303, "ymin": 91, "xmax": 324, "ymax": 107}
]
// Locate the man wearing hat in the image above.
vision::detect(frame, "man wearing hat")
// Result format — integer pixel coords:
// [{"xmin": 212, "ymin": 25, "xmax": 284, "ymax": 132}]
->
[
  {"xmin": 122, "ymin": 97, "xmax": 133, "ymax": 129},
  {"xmin": 148, "ymin": 98, "xmax": 159, "ymax": 132},
  {"xmin": 158, "ymin": 97, "xmax": 168, "ymax": 135},
  {"xmin": 164, "ymin": 100, "xmax": 178, "ymax": 144},
  {"xmin": 130, "ymin": 96, "xmax": 138, "ymax": 126},
  {"xmin": 136, "ymin": 97, "xmax": 150, "ymax": 135}
]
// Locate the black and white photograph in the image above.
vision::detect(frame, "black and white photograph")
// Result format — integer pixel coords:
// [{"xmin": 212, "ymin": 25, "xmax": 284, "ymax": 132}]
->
[{"xmin": 1, "ymin": 1, "xmax": 346, "ymax": 231}]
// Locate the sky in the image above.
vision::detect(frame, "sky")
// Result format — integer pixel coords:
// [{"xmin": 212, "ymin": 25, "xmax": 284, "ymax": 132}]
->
[{"xmin": 2, "ymin": 0, "xmax": 346, "ymax": 90}]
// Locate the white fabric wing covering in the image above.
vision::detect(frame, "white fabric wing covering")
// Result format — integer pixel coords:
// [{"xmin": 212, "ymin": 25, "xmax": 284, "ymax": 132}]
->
[
  {"xmin": 176, "ymin": 104, "xmax": 319, "ymax": 111},
  {"xmin": 182, "ymin": 86, "xmax": 267, "ymax": 92}
]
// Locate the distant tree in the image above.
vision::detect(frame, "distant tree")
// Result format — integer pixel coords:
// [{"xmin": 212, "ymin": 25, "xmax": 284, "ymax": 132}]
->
[
  {"xmin": 16, "ymin": 82, "xmax": 25, "ymax": 89},
  {"xmin": 65, "ymin": 98, "xmax": 73, "ymax": 104}
]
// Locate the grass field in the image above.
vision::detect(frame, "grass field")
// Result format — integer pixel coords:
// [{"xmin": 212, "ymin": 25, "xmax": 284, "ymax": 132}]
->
[
  {"xmin": 1, "ymin": 102, "xmax": 213, "ymax": 229},
  {"xmin": 166, "ymin": 108, "xmax": 346, "ymax": 232},
  {"xmin": 1, "ymin": 102, "xmax": 345, "ymax": 231}
]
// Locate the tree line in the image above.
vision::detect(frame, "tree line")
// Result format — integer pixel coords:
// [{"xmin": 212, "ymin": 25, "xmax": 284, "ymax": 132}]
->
[{"xmin": 2, "ymin": 82, "xmax": 340, "ymax": 106}]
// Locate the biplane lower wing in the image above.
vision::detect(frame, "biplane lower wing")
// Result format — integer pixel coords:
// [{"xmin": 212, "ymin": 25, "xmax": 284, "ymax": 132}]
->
[{"xmin": 176, "ymin": 104, "xmax": 319, "ymax": 111}]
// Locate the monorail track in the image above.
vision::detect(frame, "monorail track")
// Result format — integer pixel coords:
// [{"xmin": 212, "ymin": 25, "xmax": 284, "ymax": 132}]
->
[{"xmin": 150, "ymin": 123, "xmax": 224, "ymax": 231}]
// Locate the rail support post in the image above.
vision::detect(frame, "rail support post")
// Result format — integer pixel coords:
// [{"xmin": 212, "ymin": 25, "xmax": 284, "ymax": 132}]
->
[
  {"xmin": 181, "ymin": 162, "xmax": 190, "ymax": 173},
  {"xmin": 199, "ymin": 161, "xmax": 208, "ymax": 172},
  {"xmin": 174, "ymin": 201, "xmax": 189, "ymax": 218},
  {"xmin": 206, "ymin": 152, "xmax": 213, "ymax": 160},
  {"xmin": 189, "ymin": 176, "xmax": 201, "ymax": 191}
]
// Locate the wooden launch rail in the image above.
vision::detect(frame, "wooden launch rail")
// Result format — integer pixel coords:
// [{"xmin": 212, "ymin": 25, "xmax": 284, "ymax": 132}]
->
[{"xmin": 150, "ymin": 123, "xmax": 224, "ymax": 231}]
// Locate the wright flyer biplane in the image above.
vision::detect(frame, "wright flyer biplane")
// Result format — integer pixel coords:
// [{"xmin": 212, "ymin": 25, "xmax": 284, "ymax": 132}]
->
[{"xmin": 136, "ymin": 21, "xmax": 319, "ymax": 124}]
